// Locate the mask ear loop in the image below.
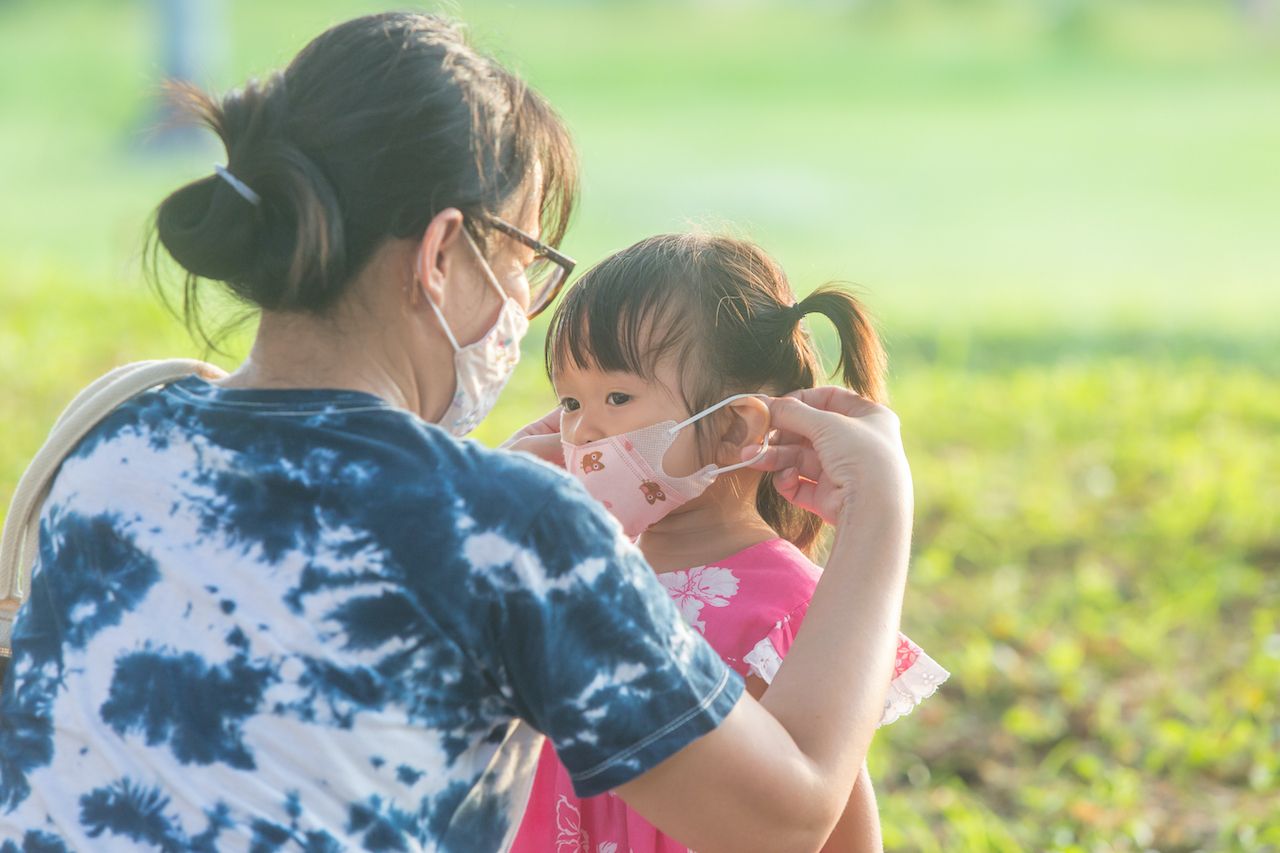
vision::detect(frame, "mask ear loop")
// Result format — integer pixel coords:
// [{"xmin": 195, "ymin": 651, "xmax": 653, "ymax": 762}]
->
[
  {"xmin": 669, "ymin": 393, "xmax": 772, "ymax": 476},
  {"xmin": 417, "ymin": 248, "xmax": 463, "ymax": 353},
  {"xmin": 416, "ymin": 230, "xmax": 512, "ymax": 354}
]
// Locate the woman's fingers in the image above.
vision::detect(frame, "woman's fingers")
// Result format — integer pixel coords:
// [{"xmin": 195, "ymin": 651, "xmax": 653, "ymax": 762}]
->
[
  {"xmin": 750, "ymin": 387, "xmax": 910, "ymax": 524},
  {"xmin": 788, "ymin": 479, "xmax": 820, "ymax": 517},
  {"xmin": 743, "ymin": 443, "xmax": 822, "ymax": 482},
  {"xmin": 501, "ymin": 407, "xmax": 562, "ymax": 449},
  {"xmin": 764, "ymin": 394, "xmax": 883, "ymax": 449},
  {"xmin": 506, "ymin": 432, "xmax": 565, "ymax": 468},
  {"xmin": 744, "ymin": 443, "xmax": 793, "ymax": 470},
  {"xmin": 783, "ymin": 386, "xmax": 882, "ymax": 419},
  {"xmin": 772, "ymin": 466, "xmax": 799, "ymax": 502},
  {"xmin": 772, "ymin": 466, "xmax": 820, "ymax": 517},
  {"xmin": 764, "ymin": 395, "xmax": 839, "ymax": 439},
  {"xmin": 770, "ymin": 391, "xmax": 903, "ymax": 462},
  {"xmin": 526, "ymin": 406, "xmax": 563, "ymax": 436},
  {"xmin": 762, "ymin": 426, "xmax": 806, "ymax": 448}
]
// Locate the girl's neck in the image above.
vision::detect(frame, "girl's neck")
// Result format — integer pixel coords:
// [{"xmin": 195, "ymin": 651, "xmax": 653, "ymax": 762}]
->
[{"xmin": 637, "ymin": 478, "xmax": 779, "ymax": 574}]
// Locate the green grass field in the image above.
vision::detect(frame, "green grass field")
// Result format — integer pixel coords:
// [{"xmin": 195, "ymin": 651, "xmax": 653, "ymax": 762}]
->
[{"xmin": 1, "ymin": 0, "xmax": 1277, "ymax": 849}]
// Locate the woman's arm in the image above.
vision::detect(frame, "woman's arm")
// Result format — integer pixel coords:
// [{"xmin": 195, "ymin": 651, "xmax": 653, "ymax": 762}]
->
[
  {"xmin": 616, "ymin": 388, "xmax": 911, "ymax": 852},
  {"xmin": 744, "ymin": 675, "xmax": 884, "ymax": 853},
  {"xmin": 822, "ymin": 763, "xmax": 883, "ymax": 853}
]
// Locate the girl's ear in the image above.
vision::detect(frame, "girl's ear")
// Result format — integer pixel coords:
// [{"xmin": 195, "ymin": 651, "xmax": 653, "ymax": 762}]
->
[{"xmin": 715, "ymin": 396, "xmax": 770, "ymax": 467}]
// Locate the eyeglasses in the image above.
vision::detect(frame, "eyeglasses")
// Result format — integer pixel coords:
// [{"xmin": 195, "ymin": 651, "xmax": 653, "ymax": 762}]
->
[{"xmin": 482, "ymin": 215, "xmax": 576, "ymax": 319}]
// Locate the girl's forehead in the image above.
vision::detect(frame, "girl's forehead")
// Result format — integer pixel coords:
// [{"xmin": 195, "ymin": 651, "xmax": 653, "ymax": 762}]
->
[
  {"xmin": 552, "ymin": 363, "xmax": 648, "ymax": 386},
  {"xmin": 554, "ymin": 359, "xmax": 690, "ymax": 405}
]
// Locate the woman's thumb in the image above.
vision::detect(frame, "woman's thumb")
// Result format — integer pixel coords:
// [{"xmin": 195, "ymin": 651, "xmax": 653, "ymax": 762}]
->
[{"xmin": 766, "ymin": 395, "xmax": 831, "ymax": 438}]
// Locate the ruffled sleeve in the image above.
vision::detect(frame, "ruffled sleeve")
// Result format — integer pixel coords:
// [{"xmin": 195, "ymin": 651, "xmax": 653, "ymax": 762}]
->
[
  {"xmin": 741, "ymin": 601, "xmax": 806, "ymax": 685},
  {"xmin": 880, "ymin": 635, "xmax": 949, "ymax": 726},
  {"xmin": 742, "ymin": 606, "xmax": 949, "ymax": 728}
]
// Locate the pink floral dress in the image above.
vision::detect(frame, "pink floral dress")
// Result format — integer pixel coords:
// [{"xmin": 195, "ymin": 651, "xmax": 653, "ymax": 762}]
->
[{"xmin": 510, "ymin": 537, "xmax": 949, "ymax": 853}]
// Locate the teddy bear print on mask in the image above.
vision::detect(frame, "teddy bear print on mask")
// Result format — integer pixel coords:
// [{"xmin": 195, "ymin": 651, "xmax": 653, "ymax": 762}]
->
[{"xmin": 640, "ymin": 481, "xmax": 666, "ymax": 505}]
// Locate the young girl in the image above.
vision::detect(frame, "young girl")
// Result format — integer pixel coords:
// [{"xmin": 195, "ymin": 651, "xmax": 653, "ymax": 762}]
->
[{"xmin": 510, "ymin": 233, "xmax": 948, "ymax": 851}]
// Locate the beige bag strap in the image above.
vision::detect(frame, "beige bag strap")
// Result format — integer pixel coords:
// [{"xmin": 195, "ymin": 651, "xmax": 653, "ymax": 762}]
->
[{"xmin": 0, "ymin": 359, "xmax": 227, "ymax": 658}]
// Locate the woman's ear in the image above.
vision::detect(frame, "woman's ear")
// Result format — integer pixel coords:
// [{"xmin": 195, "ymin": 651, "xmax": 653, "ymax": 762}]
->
[
  {"xmin": 716, "ymin": 396, "xmax": 770, "ymax": 467},
  {"xmin": 412, "ymin": 208, "xmax": 466, "ymax": 308}
]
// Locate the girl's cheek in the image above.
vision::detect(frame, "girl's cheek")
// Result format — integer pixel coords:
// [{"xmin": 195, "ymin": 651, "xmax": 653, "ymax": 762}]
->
[{"xmin": 658, "ymin": 428, "xmax": 704, "ymax": 479}]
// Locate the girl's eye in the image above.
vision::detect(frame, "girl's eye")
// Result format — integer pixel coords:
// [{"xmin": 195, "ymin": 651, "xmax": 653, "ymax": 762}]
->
[
  {"xmin": 606, "ymin": 392, "xmax": 632, "ymax": 406},
  {"xmin": 559, "ymin": 397, "xmax": 580, "ymax": 412}
]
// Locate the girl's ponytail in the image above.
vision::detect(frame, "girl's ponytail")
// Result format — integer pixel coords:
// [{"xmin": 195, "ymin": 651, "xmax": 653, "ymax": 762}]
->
[
  {"xmin": 793, "ymin": 287, "xmax": 887, "ymax": 403},
  {"xmin": 757, "ymin": 286, "xmax": 887, "ymax": 555}
]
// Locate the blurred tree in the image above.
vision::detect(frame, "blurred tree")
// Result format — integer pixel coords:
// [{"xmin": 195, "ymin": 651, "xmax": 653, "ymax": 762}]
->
[
  {"xmin": 1234, "ymin": 0, "xmax": 1278, "ymax": 31},
  {"xmin": 143, "ymin": 0, "xmax": 225, "ymax": 149},
  {"xmin": 1041, "ymin": 0, "xmax": 1093, "ymax": 46},
  {"xmin": 160, "ymin": 0, "xmax": 222, "ymax": 87}
]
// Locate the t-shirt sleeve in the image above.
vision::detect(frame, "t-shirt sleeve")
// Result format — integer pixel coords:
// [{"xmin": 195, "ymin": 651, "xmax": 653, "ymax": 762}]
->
[{"xmin": 466, "ymin": 480, "xmax": 744, "ymax": 798}]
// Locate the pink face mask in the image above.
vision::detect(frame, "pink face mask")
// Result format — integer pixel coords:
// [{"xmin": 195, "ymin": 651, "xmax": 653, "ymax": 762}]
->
[{"xmin": 562, "ymin": 394, "xmax": 771, "ymax": 538}]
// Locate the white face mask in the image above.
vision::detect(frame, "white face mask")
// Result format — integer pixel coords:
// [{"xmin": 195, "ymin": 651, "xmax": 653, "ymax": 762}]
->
[
  {"xmin": 423, "ymin": 233, "xmax": 530, "ymax": 437},
  {"xmin": 561, "ymin": 393, "xmax": 771, "ymax": 538}
]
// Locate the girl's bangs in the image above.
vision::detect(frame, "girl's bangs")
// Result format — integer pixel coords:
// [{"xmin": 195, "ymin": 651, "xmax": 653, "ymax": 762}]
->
[{"xmin": 545, "ymin": 253, "xmax": 693, "ymax": 382}]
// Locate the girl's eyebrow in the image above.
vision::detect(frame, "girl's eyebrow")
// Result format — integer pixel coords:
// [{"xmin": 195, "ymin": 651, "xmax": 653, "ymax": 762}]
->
[{"xmin": 598, "ymin": 369, "xmax": 648, "ymax": 383}]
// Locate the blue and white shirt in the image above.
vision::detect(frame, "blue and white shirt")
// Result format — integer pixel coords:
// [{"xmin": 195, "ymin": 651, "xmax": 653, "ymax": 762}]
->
[{"xmin": 0, "ymin": 377, "xmax": 742, "ymax": 851}]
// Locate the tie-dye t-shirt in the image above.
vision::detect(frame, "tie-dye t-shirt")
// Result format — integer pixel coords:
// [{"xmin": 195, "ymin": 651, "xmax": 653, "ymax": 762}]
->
[{"xmin": 0, "ymin": 377, "xmax": 742, "ymax": 851}]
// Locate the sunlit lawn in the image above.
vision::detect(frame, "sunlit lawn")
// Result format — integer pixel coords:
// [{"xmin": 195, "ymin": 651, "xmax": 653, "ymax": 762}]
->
[{"xmin": 2, "ymin": 0, "xmax": 1277, "ymax": 848}]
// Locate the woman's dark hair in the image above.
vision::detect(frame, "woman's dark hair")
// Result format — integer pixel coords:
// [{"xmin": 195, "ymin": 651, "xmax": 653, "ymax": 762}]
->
[
  {"xmin": 546, "ymin": 233, "xmax": 887, "ymax": 555},
  {"xmin": 149, "ymin": 12, "xmax": 577, "ymax": 342}
]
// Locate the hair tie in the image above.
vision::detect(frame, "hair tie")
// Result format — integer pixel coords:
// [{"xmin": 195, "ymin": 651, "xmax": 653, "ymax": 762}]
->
[
  {"xmin": 787, "ymin": 300, "xmax": 806, "ymax": 323},
  {"xmin": 214, "ymin": 164, "xmax": 261, "ymax": 206}
]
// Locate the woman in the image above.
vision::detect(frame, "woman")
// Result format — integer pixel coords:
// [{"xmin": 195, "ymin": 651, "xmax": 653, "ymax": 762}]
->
[{"xmin": 0, "ymin": 13, "xmax": 913, "ymax": 851}]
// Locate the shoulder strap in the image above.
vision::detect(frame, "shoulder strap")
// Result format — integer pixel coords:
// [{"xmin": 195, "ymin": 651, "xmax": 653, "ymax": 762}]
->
[{"xmin": 0, "ymin": 359, "xmax": 226, "ymax": 657}]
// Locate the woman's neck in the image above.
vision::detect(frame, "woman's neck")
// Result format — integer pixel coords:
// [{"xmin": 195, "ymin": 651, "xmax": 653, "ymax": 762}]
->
[
  {"xmin": 637, "ymin": 476, "xmax": 779, "ymax": 573},
  {"xmin": 216, "ymin": 251, "xmax": 457, "ymax": 425},
  {"xmin": 225, "ymin": 314, "xmax": 409, "ymax": 398}
]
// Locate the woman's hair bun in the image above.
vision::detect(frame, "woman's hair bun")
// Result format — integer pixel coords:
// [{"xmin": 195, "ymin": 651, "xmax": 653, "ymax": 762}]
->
[
  {"xmin": 152, "ymin": 76, "xmax": 347, "ymax": 316},
  {"xmin": 155, "ymin": 171, "xmax": 261, "ymax": 283},
  {"xmin": 148, "ymin": 12, "xmax": 579, "ymax": 343}
]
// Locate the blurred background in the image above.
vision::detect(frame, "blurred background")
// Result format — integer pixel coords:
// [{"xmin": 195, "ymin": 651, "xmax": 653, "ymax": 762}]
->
[{"xmin": 1, "ymin": 0, "xmax": 1277, "ymax": 849}]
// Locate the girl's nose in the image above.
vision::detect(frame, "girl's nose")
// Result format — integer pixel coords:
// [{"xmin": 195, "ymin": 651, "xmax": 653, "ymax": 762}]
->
[{"xmin": 567, "ymin": 411, "xmax": 607, "ymax": 445}]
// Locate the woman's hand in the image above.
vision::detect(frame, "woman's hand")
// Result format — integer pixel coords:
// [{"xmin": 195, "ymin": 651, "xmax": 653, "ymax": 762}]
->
[
  {"xmin": 745, "ymin": 387, "xmax": 911, "ymax": 525},
  {"xmin": 501, "ymin": 407, "xmax": 564, "ymax": 468}
]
